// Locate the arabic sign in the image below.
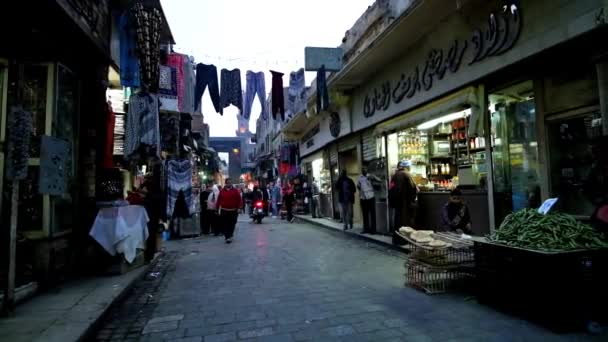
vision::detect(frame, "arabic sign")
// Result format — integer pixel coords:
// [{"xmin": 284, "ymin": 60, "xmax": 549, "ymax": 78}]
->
[
  {"xmin": 363, "ymin": 2, "xmax": 522, "ymax": 118},
  {"xmin": 39, "ymin": 136, "xmax": 70, "ymax": 196}
]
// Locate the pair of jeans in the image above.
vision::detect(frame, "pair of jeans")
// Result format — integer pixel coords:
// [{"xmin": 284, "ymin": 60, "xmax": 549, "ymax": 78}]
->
[
  {"xmin": 270, "ymin": 70, "xmax": 285, "ymax": 121},
  {"xmin": 288, "ymin": 68, "xmax": 305, "ymax": 117},
  {"xmin": 271, "ymin": 201, "xmax": 278, "ymax": 216},
  {"xmin": 243, "ymin": 71, "xmax": 268, "ymax": 120},
  {"xmin": 340, "ymin": 202, "xmax": 353, "ymax": 229},
  {"xmin": 221, "ymin": 210, "xmax": 238, "ymax": 239},
  {"xmin": 195, "ymin": 63, "xmax": 221, "ymax": 114},
  {"xmin": 220, "ymin": 68, "xmax": 243, "ymax": 113},
  {"xmin": 360, "ymin": 198, "xmax": 377, "ymax": 233},
  {"xmin": 316, "ymin": 65, "xmax": 329, "ymax": 113}
]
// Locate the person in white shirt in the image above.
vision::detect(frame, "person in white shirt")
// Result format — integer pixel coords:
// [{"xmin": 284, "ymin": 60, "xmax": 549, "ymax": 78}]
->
[
  {"xmin": 357, "ymin": 168, "xmax": 377, "ymax": 234},
  {"xmin": 207, "ymin": 184, "xmax": 221, "ymax": 236}
]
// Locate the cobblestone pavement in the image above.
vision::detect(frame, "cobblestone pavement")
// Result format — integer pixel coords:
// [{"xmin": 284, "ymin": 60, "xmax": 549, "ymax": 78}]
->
[{"xmin": 93, "ymin": 216, "xmax": 602, "ymax": 342}]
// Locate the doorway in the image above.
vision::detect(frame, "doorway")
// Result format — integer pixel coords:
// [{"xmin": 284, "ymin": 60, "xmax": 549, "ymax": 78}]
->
[{"xmin": 338, "ymin": 148, "xmax": 362, "ymax": 225}]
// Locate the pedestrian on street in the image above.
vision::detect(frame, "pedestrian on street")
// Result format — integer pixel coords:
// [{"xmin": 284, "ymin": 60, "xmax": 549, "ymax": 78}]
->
[
  {"xmin": 441, "ymin": 188, "xmax": 472, "ymax": 234},
  {"xmin": 310, "ymin": 179, "xmax": 320, "ymax": 218},
  {"xmin": 206, "ymin": 183, "xmax": 221, "ymax": 236},
  {"xmin": 303, "ymin": 181, "xmax": 312, "ymax": 215},
  {"xmin": 357, "ymin": 168, "xmax": 377, "ymax": 234},
  {"xmin": 389, "ymin": 160, "xmax": 418, "ymax": 244},
  {"xmin": 283, "ymin": 183, "xmax": 295, "ymax": 223},
  {"xmin": 270, "ymin": 181, "xmax": 281, "ymax": 218},
  {"xmin": 335, "ymin": 169, "xmax": 356, "ymax": 230},
  {"xmin": 200, "ymin": 181, "xmax": 213, "ymax": 235},
  {"xmin": 217, "ymin": 178, "xmax": 242, "ymax": 243}
]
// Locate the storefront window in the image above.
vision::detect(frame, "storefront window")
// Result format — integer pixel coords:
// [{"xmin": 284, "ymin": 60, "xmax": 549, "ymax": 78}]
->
[
  {"xmin": 488, "ymin": 81, "xmax": 540, "ymax": 225},
  {"xmin": 547, "ymin": 112, "xmax": 603, "ymax": 216}
]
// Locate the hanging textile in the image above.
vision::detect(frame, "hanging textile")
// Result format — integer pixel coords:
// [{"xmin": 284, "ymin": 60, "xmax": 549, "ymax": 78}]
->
[
  {"xmin": 160, "ymin": 112, "xmax": 180, "ymax": 155},
  {"xmin": 316, "ymin": 65, "xmax": 329, "ymax": 113},
  {"xmin": 166, "ymin": 159, "xmax": 193, "ymax": 217},
  {"xmin": 243, "ymin": 71, "xmax": 268, "ymax": 120},
  {"xmin": 134, "ymin": 3, "xmax": 163, "ymax": 92},
  {"xmin": 6, "ymin": 106, "xmax": 33, "ymax": 181},
  {"xmin": 158, "ymin": 65, "xmax": 178, "ymax": 111},
  {"xmin": 125, "ymin": 93, "xmax": 161, "ymax": 158},
  {"xmin": 183, "ymin": 56, "xmax": 196, "ymax": 114},
  {"xmin": 288, "ymin": 68, "xmax": 306, "ymax": 118},
  {"xmin": 220, "ymin": 68, "xmax": 243, "ymax": 113},
  {"xmin": 195, "ymin": 63, "xmax": 221, "ymax": 114},
  {"xmin": 166, "ymin": 53, "xmax": 187, "ymax": 112},
  {"xmin": 270, "ymin": 70, "xmax": 285, "ymax": 121},
  {"xmin": 119, "ymin": 11, "xmax": 140, "ymax": 87},
  {"xmin": 103, "ymin": 102, "xmax": 115, "ymax": 168}
]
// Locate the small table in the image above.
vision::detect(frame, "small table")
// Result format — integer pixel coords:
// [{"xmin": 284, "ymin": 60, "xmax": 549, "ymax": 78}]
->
[{"xmin": 89, "ymin": 205, "xmax": 149, "ymax": 263}]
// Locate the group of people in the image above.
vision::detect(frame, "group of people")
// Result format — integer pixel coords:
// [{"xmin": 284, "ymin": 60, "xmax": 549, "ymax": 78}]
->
[
  {"xmin": 200, "ymin": 178, "xmax": 242, "ymax": 243},
  {"xmin": 335, "ymin": 161, "xmax": 473, "ymax": 244}
]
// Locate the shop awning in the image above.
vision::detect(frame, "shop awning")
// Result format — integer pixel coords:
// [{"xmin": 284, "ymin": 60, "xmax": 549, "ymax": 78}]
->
[{"xmin": 373, "ymin": 86, "xmax": 484, "ymax": 136}]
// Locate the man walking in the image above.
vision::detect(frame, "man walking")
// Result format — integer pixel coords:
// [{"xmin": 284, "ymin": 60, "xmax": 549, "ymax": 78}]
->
[
  {"xmin": 207, "ymin": 184, "xmax": 221, "ymax": 236},
  {"xmin": 271, "ymin": 181, "xmax": 281, "ymax": 218},
  {"xmin": 336, "ymin": 169, "xmax": 356, "ymax": 230},
  {"xmin": 216, "ymin": 178, "xmax": 242, "ymax": 243},
  {"xmin": 357, "ymin": 168, "xmax": 377, "ymax": 234},
  {"xmin": 311, "ymin": 178, "xmax": 320, "ymax": 218}
]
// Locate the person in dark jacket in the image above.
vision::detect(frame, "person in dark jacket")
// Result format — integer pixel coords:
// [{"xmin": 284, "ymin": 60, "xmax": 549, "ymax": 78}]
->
[
  {"xmin": 335, "ymin": 170, "xmax": 356, "ymax": 230},
  {"xmin": 441, "ymin": 188, "xmax": 472, "ymax": 234},
  {"xmin": 199, "ymin": 181, "xmax": 212, "ymax": 235},
  {"xmin": 283, "ymin": 183, "xmax": 295, "ymax": 223}
]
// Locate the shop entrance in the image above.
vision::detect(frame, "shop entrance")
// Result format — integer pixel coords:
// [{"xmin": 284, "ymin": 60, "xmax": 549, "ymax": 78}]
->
[{"xmin": 338, "ymin": 148, "xmax": 362, "ymax": 225}]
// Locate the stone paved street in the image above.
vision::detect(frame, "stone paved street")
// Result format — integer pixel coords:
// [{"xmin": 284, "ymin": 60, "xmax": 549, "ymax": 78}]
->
[{"xmin": 93, "ymin": 216, "xmax": 602, "ymax": 341}]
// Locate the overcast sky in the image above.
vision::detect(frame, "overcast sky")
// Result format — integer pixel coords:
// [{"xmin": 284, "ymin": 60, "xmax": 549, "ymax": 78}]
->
[{"xmin": 161, "ymin": 0, "xmax": 374, "ymax": 137}]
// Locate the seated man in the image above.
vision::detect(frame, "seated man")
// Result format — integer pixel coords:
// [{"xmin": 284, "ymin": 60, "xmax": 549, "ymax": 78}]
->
[{"xmin": 441, "ymin": 188, "xmax": 472, "ymax": 234}]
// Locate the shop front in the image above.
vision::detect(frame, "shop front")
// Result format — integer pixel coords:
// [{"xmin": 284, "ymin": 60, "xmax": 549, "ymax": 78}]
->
[{"xmin": 302, "ymin": 151, "xmax": 334, "ymax": 219}]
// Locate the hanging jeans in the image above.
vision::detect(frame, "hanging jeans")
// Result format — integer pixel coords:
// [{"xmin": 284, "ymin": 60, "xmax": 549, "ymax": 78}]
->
[
  {"xmin": 195, "ymin": 63, "xmax": 221, "ymax": 114},
  {"xmin": 270, "ymin": 70, "xmax": 285, "ymax": 121},
  {"xmin": 166, "ymin": 160, "xmax": 193, "ymax": 217},
  {"xmin": 220, "ymin": 68, "xmax": 243, "ymax": 113},
  {"xmin": 288, "ymin": 68, "xmax": 305, "ymax": 117},
  {"xmin": 316, "ymin": 65, "xmax": 329, "ymax": 113},
  {"xmin": 243, "ymin": 71, "xmax": 267, "ymax": 120}
]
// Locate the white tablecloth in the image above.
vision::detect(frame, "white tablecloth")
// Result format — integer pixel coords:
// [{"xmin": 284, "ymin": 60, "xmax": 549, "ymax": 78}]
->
[{"xmin": 89, "ymin": 205, "xmax": 149, "ymax": 263}]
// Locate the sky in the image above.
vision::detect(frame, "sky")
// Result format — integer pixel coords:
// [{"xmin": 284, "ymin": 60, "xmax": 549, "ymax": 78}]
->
[{"xmin": 161, "ymin": 0, "xmax": 375, "ymax": 137}]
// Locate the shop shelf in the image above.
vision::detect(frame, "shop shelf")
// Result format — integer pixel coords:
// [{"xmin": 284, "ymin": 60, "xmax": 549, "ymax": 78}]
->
[{"xmin": 474, "ymin": 240, "xmax": 608, "ymax": 331}]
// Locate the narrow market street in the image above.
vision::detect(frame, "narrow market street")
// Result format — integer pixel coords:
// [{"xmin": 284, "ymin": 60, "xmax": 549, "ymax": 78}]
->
[{"xmin": 93, "ymin": 217, "xmax": 600, "ymax": 342}]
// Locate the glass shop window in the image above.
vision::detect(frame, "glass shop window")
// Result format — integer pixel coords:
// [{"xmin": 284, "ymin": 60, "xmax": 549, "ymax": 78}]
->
[{"xmin": 488, "ymin": 81, "xmax": 541, "ymax": 225}]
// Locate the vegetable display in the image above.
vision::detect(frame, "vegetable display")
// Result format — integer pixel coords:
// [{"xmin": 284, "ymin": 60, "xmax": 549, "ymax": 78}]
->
[{"xmin": 489, "ymin": 209, "xmax": 608, "ymax": 251}]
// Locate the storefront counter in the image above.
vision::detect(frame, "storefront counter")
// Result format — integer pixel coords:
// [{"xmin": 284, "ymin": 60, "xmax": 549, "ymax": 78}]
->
[{"xmin": 417, "ymin": 191, "xmax": 489, "ymax": 235}]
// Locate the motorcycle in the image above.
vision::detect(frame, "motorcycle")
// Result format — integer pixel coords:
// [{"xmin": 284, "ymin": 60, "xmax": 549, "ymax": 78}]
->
[{"xmin": 251, "ymin": 200, "xmax": 265, "ymax": 224}]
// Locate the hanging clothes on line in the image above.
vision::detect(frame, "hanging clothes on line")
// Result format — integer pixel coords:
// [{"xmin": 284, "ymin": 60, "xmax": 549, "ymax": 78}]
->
[
  {"xmin": 165, "ymin": 53, "xmax": 186, "ymax": 111},
  {"xmin": 316, "ymin": 65, "xmax": 329, "ymax": 114},
  {"xmin": 166, "ymin": 159, "xmax": 194, "ymax": 218},
  {"xmin": 183, "ymin": 56, "xmax": 196, "ymax": 114},
  {"xmin": 220, "ymin": 68, "xmax": 243, "ymax": 113},
  {"xmin": 270, "ymin": 70, "xmax": 285, "ymax": 121},
  {"xmin": 243, "ymin": 71, "xmax": 268, "ymax": 120},
  {"xmin": 125, "ymin": 92, "xmax": 161, "ymax": 159},
  {"xmin": 158, "ymin": 65, "xmax": 179, "ymax": 111},
  {"xmin": 102, "ymin": 102, "xmax": 115, "ymax": 169},
  {"xmin": 288, "ymin": 68, "xmax": 306, "ymax": 118},
  {"xmin": 119, "ymin": 11, "xmax": 140, "ymax": 88},
  {"xmin": 134, "ymin": 3, "xmax": 162, "ymax": 91},
  {"xmin": 195, "ymin": 63, "xmax": 221, "ymax": 114}
]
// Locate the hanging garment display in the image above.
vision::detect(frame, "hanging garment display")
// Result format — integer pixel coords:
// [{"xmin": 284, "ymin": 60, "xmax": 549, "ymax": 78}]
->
[
  {"xmin": 270, "ymin": 70, "xmax": 285, "ymax": 121},
  {"xmin": 220, "ymin": 68, "xmax": 243, "ymax": 113},
  {"xmin": 103, "ymin": 102, "xmax": 115, "ymax": 168},
  {"xmin": 316, "ymin": 65, "xmax": 329, "ymax": 113},
  {"xmin": 165, "ymin": 53, "xmax": 185, "ymax": 111},
  {"xmin": 159, "ymin": 112, "xmax": 180, "ymax": 155},
  {"xmin": 6, "ymin": 106, "xmax": 33, "ymax": 181},
  {"xmin": 287, "ymin": 68, "xmax": 306, "ymax": 118},
  {"xmin": 243, "ymin": 71, "xmax": 268, "ymax": 120},
  {"xmin": 194, "ymin": 63, "xmax": 221, "ymax": 114},
  {"xmin": 119, "ymin": 11, "xmax": 140, "ymax": 87},
  {"xmin": 125, "ymin": 93, "xmax": 161, "ymax": 158},
  {"xmin": 134, "ymin": 3, "xmax": 162, "ymax": 92},
  {"xmin": 183, "ymin": 56, "xmax": 196, "ymax": 114},
  {"xmin": 158, "ymin": 65, "xmax": 179, "ymax": 111},
  {"xmin": 166, "ymin": 159, "xmax": 194, "ymax": 217},
  {"xmin": 39, "ymin": 135, "xmax": 69, "ymax": 196}
]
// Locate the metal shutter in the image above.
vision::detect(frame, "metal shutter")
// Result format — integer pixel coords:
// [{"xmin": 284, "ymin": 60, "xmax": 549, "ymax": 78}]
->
[{"xmin": 361, "ymin": 129, "xmax": 376, "ymax": 162}]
